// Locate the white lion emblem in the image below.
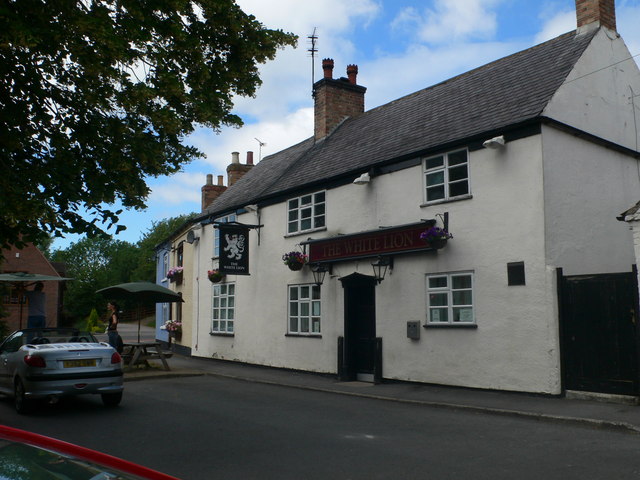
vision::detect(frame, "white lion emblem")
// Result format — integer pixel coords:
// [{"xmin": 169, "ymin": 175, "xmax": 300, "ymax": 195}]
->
[{"xmin": 224, "ymin": 234, "xmax": 245, "ymax": 260}]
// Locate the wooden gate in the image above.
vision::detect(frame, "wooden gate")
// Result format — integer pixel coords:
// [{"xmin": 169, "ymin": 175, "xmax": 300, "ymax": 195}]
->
[{"xmin": 558, "ymin": 268, "xmax": 639, "ymax": 395}]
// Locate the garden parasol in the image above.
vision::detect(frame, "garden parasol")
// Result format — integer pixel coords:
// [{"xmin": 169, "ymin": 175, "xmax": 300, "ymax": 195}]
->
[
  {"xmin": 0, "ymin": 272, "xmax": 73, "ymax": 328},
  {"xmin": 96, "ymin": 282, "xmax": 183, "ymax": 342}
]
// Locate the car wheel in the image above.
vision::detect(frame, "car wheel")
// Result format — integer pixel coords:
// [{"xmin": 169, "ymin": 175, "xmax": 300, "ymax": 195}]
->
[
  {"xmin": 101, "ymin": 392, "xmax": 123, "ymax": 407},
  {"xmin": 14, "ymin": 379, "xmax": 34, "ymax": 415}
]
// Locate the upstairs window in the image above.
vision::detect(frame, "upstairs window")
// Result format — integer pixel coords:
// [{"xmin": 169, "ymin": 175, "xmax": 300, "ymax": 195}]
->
[
  {"xmin": 287, "ymin": 191, "xmax": 325, "ymax": 234},
  {"xmin": 424, "ymin": 149, "xmax": 469, "ymax": 202}
]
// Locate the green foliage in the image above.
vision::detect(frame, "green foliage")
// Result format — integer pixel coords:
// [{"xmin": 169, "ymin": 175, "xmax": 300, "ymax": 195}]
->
[
  {"xmin": 51, "ymin": 236, "xmax": 139, "ymax": 322},
  {"xmin": 49, "ymin": 213, "xmax": 195, "ymax": 322},
  {"xmin": 132, "ymin": 213, "xmax": 197, "ymax": 282},
  {"xmin": 85, "ymin": 308, "xmax": 105, "ymax": 333},
  {"xmin": 0, "ymin": 0, "xmax": 297, "ymax": 250}
]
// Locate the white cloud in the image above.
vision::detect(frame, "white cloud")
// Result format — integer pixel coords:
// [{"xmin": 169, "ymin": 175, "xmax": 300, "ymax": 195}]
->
[
  {"xmin": 392, "ymin": 0, "xmax": 504, "ymax": 45},
  {"xmin": 534, "ymin": 9, "xmax": 575, "ymax": 44}
]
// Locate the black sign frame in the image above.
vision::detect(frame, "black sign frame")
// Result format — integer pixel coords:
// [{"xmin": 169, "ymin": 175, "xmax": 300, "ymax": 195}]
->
[{"xmin": 218, "ymin": 224, "xmax": 250, "ymax": 275}]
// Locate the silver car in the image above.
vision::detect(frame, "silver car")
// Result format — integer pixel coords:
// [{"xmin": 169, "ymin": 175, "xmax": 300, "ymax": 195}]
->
[{"xmin": 0, "ymin": 328, "xmax": 124, "ymax": 414}]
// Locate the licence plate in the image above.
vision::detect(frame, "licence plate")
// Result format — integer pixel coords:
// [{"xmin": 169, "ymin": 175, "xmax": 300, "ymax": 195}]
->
[{"xmin": 63, "ymin": 359, "xmax": 97, "ymax": 368}]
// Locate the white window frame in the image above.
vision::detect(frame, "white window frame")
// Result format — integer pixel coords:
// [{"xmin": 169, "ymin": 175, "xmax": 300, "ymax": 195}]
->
[
  {"xmin": 423, "ymin": 149, "xmax": 470, "ymax": 203},
  {"xmin": 211, "ymin": 282, "xmax": 235, "ymax": 334},
  {"xmin": 426, "ymin": 272, "xmax": 475, "ymax": 325},
  {"xmin": 162, "ymin": 252, "xmax": 169, "ymax": 280},
  {"xmin": 287, "ymin": 284, "xmax": 321, "ymax": 335},
  {"xmin": 213, "ymin": 214, "xmax": 237, "ymax": 258},
  {"xmin": 287, "ymin": 191, "xmax": 326, "ymax": 235}
]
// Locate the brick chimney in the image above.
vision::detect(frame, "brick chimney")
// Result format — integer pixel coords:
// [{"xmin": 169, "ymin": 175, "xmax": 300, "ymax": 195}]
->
[
  {"xmin": 314, "ymin": 59, "xmax": 366, "ymax": 141},
  {"xmin": 227, "ymin": 151, "xmax": 254, "ymax": 186},
  {"xmin": 576, "ymin": 0, "xmax": 616, "ymax": 31},
  {"xmin": 201, "ymin": 174, "xmax": 227, "ymax": 211}
]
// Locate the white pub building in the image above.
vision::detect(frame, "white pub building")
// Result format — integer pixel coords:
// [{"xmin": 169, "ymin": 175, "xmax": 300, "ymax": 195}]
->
[{"xmin": 158, "ymin": 0, "xmax": 640, "ymax": 398}]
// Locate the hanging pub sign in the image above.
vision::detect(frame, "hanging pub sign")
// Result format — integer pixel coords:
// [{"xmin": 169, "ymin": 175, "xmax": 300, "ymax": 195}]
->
[{"xmin": 218, "ymin": 224, "xmax": 250, "ymax": 275}]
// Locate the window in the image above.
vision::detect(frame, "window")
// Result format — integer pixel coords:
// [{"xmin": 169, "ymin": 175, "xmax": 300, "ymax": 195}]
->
[
  {"xmin": 162, "ymin": 252, "xmax": 169, "ymax": 280},
  {"xmin": 212, "ymin": 283, "xmax": 235, "ymax": 334},
  {"xmin": 424, "ymin": 149, "xmax": 469, "ymax": 202},
  {"xmin": 288, "ymin": 284, "xmax": 321, "ymax": 334},
  {"xmin": 214, "ymin": 214, "xmax": 236, "ymax": 257},
  {"xmin": 287, "ymin": 191, "xmax": 325, "ymax": 234},
  {"xmin": 177, "ymin": 243, "xmax": 184, "ymax": 267},
  {"xmin": 2, "ymin": 287, "xmax": 24, "ymax": 305},
  {"xmin": 426, "ymin": 272, "xmax": 474, "ymax": 324}
]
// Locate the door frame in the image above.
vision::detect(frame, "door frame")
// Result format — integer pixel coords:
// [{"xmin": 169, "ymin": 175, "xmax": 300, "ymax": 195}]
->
[{"xmin": 339, "ymin": 273, "xmax": 382, "ymax": 383}]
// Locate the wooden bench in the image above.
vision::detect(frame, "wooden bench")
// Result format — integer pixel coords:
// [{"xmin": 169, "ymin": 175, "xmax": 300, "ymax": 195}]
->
[{"xmin": 122, "ymin": 342, "xmax": 172, "ymax": 371}]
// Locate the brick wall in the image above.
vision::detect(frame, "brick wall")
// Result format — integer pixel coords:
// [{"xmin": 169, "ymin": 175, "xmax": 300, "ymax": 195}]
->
[
  {"xmin": 576, "ymin": 0, "xmax": 616, "ymax": 31},
  {"xmin": 1, "ymin": 244, "xmax": 63, "ymax": 331},
  {"xmin": 314, "ymin": 60, "xmax": 366, "ymax": 141}
]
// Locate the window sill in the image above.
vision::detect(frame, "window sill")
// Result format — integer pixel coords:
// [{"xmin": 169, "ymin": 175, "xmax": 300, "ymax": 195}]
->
[
  {"xmin": 285, "ymin": 333, "xmax": 322, "ymax": 338},
  {"xmin": 210, "ymin": 332, "xmax": 234, "ymax": 337},
  {"xmin": 424, "ymin": 323, "xmax": 477, "ymax": 329},
  {"xmin": 421, "ymin": 194, "xmax": 473, "ymax": 207},
  {"xmin": 284, "ymin": 226, "xmax": 327, "ymax": 238}
]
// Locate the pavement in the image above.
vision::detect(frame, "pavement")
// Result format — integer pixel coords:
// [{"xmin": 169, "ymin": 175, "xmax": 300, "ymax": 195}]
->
[{"xmin": 107, "ymin": 322, "xmax": 640, "ymax": 435}]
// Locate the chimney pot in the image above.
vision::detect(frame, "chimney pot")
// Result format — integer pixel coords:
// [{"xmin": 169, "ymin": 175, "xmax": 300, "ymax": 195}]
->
[
  {"xmin": 246, "ymin": 151, "xmax": 254, "ymax": 165},
  {"xmin": 202, "ymin": 173, "xmax": 227, "ymax": 211},
  {"xmin": 231, "ymin": 151, "xmax": 240, "ymax": 164},
  {"xmin": 347, "ymin": 64, "xmax": 358, "ymax": 85},
  {"xmin": 217, "ymin": 175, "xmax": 224, "ymax": 186},
  {"xmin": 322, "ymin": 58, "xmax": 334, "ymax": 79}
]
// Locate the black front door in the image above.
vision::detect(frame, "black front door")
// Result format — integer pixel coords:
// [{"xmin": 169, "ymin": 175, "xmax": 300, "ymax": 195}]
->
[
  {"xmin": 341, "ymin": 273, "xmax": 377, "ymax": 382},
  {"xmin": 559, "ymin": 270, "xmax": 639, "ymax": 395}
]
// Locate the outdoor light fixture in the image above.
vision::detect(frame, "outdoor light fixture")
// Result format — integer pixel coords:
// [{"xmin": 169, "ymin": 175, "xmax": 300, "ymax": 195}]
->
[
  {"xmin": 482, "ymin": 135, "xmax": 505, "ymax": 149},
  {"xmin": 352, "ymin": 172, "xmax": 371, "ymax": 185},
  {"xmin": 311, "ymin": 264, "xmax": 329, "ymax": 286},
  {"xmin": 371, "ymin": 256, "xmax": 393, "ymax": 283}
]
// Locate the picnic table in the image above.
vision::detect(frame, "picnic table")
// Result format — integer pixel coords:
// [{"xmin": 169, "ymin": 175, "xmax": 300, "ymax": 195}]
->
[{"xmin": 122, "ymin": 342, "xmax": 172, "ymax": 371}]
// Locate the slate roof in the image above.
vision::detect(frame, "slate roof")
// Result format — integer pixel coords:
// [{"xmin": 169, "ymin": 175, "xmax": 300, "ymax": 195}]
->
[{"xmin": 205, "ymin": 28, "xmax": 598, "ymax": 218}]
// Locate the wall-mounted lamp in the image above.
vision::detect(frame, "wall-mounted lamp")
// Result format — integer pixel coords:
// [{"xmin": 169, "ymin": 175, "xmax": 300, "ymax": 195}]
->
[
  {"xmin": 371, "ymin": 256, "xmax": 393, "ymax": 284},
  {"xmin": 482, "ymin": 135, "xmax": 505, "ymax": 149},
  {"xmin": 353, "ymin": 172, "xmax": 371, "ymax": 185},
  {"xmin": 311, "ymin": 264, "xmax": 329, "ymax": 286}
]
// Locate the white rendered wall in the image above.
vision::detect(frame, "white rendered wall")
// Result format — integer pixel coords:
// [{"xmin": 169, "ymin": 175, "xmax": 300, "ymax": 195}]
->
[
  {"xmin": 192, "ymin": 134, "xmax": 568, "ymax": 394},
  {"xmin": 542, "ymin": 127, "xmax": 639, "ymax": 276},
  {"xmin": 543, "ymin": 28, "xmax": 640, "ymax": 151}
]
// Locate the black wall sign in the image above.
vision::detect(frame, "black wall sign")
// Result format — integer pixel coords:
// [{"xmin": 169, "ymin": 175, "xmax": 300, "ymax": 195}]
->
[{"xmin": 218, "ymin": 224, "xmax": 250, "ymax": 275}]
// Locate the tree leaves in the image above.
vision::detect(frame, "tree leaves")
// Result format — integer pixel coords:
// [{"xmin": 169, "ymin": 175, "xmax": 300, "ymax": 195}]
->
[{"xmin": 0, "ymin": 0, "xmax": 297, "ymax": 250}]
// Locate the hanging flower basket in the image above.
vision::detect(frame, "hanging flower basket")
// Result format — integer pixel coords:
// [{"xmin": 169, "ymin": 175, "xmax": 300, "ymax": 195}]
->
[
  {"xmin": 160, "ymin": 320, "xmax": 182, "ymax": 335},
  {"xmin": 207, "ymin": 269, "xmax": 225, "ymax": 283},
  {"xmin": 167, "ymin": 267, "xmax": 184, "ymax": 283},
  {"xmin": 282, "ymin": 251, "xmax": 308, "ymax": 271},
  {"xmin": 420, "ymin": 227, "xmax": 453, "ymax": 249}
]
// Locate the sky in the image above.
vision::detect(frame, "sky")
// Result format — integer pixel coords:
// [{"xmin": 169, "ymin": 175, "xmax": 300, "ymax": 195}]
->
[{"xmin": 51, "ymin": 0, "xmax": 640, "ymax": 250}]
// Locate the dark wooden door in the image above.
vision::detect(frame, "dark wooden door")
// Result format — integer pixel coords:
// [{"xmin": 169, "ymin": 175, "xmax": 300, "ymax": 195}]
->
[
  {"xmin": 342, "ymin": 274, "xmax": 377, "ymax": 382},
  {"xmin": 560, "ymin": 271, "xmax": 639, "ymax": 395}
]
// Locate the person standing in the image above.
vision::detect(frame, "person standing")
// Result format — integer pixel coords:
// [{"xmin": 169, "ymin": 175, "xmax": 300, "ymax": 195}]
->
[
  {"xmin": 25, "ymin": 282, "xmax": 46, "ymax": 328},
  {"xmin": 106, "ymin": 301, "xmax": 120, "ymax": 350}
]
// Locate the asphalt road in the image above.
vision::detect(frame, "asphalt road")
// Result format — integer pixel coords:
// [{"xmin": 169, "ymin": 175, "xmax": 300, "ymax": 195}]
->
[{"xmin": 2, "ymin": 375, "xmax": 640, "ymax": 479}]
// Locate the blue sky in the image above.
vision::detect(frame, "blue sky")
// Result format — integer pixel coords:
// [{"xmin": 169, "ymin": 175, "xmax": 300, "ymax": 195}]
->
[{"xmin": 51, "ymin": 0, "xmax": 640, "ymax": 250}]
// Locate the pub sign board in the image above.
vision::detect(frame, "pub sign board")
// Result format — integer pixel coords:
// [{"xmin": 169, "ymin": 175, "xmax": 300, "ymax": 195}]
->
[
  {"xmin": 218, "ymin": 224, "xmax": 250, "ymax": 275},
  {"xmin": 308, "ymin": 221, "xmax": 436, "ymax": 264}
]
